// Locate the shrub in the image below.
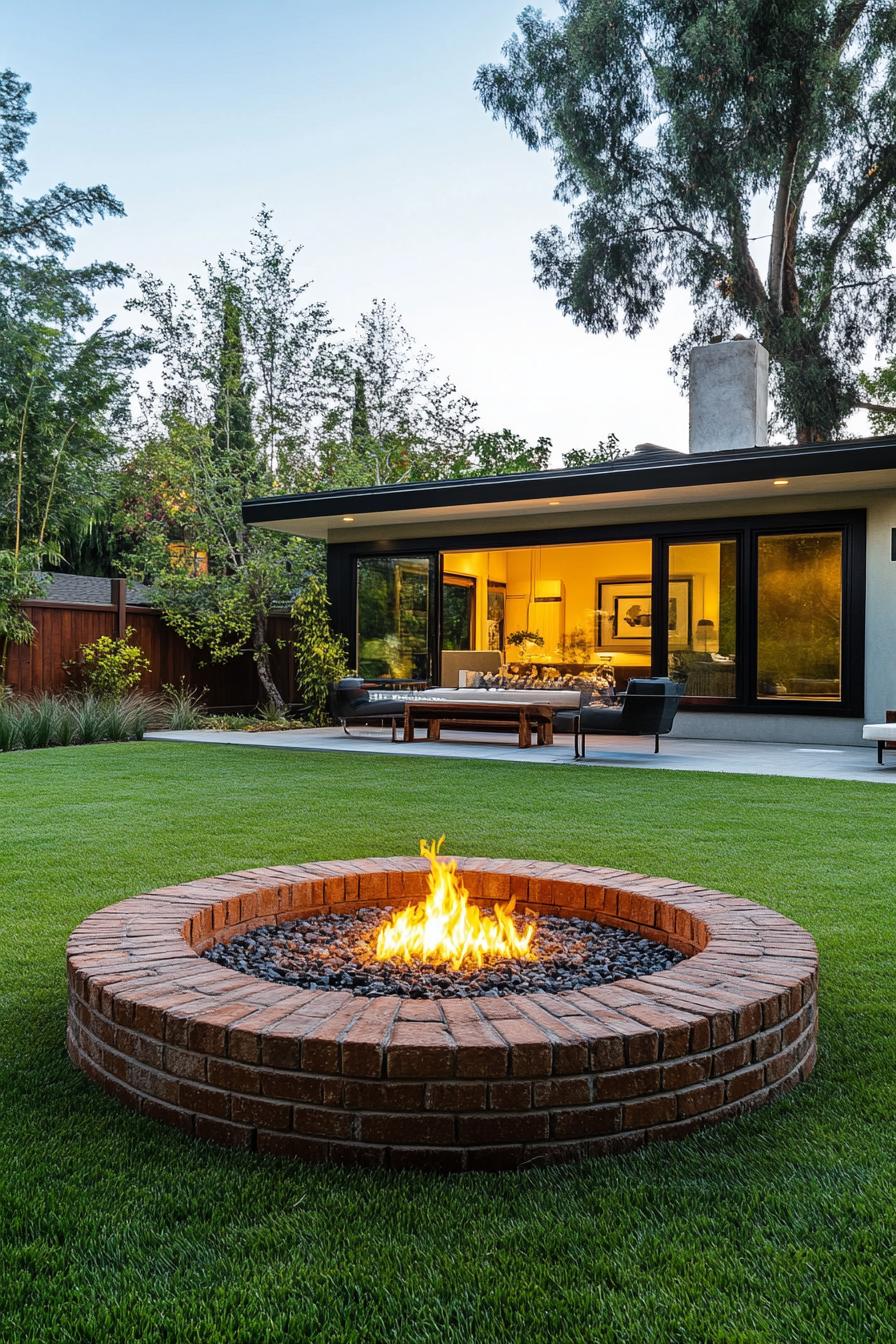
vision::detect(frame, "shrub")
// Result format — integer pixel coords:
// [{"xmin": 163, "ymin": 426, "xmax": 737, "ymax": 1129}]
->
[
  {"xmin": 291, "ymin": 575, "xmax": 349, "ymax": 726},
  {"xmin": 76, "ymin": 628, "xmax": 150, "ymax": 697}
]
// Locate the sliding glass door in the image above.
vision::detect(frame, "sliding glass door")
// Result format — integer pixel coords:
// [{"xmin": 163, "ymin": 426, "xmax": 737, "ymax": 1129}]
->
[
  {"xmin": 664, "ymin": 539, "xmax": 738, "ymax": 699},
  {"xmin": 356, "ymin": 556, "xmax": 433, "ymax": 681}
]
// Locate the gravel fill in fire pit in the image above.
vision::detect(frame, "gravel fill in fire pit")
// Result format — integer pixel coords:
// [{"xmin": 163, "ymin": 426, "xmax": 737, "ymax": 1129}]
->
[{"xmin": 203, "ymin": 907, "xmax": 685, "ymax": 998}]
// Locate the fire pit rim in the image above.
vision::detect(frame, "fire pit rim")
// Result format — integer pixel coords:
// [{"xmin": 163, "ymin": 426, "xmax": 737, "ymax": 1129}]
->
[{"xmin": 66, "ymin": 856, "xmax": 819, "ymax": 1171}]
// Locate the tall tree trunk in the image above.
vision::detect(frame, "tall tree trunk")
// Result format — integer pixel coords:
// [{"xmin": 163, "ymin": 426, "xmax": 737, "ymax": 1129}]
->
[{"xmin": 252, "ymin": 607, "xmax": 285, "ymax": 713}]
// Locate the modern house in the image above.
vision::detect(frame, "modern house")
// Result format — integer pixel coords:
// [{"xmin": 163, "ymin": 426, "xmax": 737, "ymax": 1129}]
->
[{"xmin": 243, "ymin": 340, "xmax": 896, "ymax": 745}]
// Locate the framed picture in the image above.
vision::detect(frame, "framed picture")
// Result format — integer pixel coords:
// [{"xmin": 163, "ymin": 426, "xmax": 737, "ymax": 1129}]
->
[{"xmin": 596, "ymin": 577, "xmax": 692, "ymax": 648}]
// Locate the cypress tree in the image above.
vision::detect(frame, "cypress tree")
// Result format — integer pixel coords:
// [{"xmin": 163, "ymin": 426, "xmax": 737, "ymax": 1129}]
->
[
  {"xmin": 350, "ymin": 368, "xmax": 370, "ymax": 448},
  {"xmin": 211, "ymin": 284, "xmax": 257, "ymax": 476}
]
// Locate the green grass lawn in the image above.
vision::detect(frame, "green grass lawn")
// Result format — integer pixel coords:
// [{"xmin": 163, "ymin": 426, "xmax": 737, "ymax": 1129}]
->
[{"xmin": 1, "ymin": 742, "xmax": 894, "ymax": 1344}]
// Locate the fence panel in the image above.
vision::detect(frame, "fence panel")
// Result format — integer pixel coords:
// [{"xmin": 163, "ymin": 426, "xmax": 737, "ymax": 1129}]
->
[{"xmin": 7, "ymin": 599, "xmax": 294, "ymax": 710}]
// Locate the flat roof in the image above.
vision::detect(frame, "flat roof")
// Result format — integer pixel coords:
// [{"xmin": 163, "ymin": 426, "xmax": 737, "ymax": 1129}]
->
[{"xmin": 243, "ymin": 435, "xmax": 896, "ymax": 540}]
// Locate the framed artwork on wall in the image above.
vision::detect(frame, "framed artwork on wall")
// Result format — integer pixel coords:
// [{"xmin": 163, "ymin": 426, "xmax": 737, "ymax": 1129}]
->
[{"xmin": 596, "ymin": 577, "xmax": 692, "ymax": 649}]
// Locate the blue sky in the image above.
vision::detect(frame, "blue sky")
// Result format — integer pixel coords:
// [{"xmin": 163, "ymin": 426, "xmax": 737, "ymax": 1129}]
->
[{"xmin": 6, "ymin": 1, "xmax": 794, "ymax": 456}]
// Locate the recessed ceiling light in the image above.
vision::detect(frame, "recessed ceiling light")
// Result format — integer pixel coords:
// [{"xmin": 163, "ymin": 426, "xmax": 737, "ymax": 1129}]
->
[
  {"xmin": 772, "ymin": 479, "xmax": 789, "ymax": 486},
  {"xmin": 342, "ymin": 515, "xmax": 355, "ymax": 522},
  {"xmin": 548, "ymin": 499, "xmax": 560, "ymax": 505}
]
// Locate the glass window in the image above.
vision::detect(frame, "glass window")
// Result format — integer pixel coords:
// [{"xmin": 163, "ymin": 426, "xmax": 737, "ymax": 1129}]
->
[
  {"xmin": 756, "ymin": 532, "xmax": 842, "ymax": 700},
  {"xmin": 356, "ymin": 556, "xmax": 431, "ymax": 680},
  {"xmin": 441, "ymin": 574, "xmax": 475, "ymax": 651},
  {"xmin": 667, "ymin": 540, "xmax": 738, "ymax": 699}
]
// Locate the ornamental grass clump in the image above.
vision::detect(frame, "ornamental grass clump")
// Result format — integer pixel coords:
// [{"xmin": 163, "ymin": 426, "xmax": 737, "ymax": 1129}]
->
[
  {"xmin": 160, "ymin": 681, "xmax": 207, "ymax": 730},
  {"xmin": 0, "ymin": 691, "xmax": 160, "ymax": 752}
]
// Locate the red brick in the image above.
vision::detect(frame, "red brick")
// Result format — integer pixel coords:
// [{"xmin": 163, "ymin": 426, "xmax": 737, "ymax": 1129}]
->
[
  {"xmin": 343, "ymin": 1080, "xmax": 426, "ymax": 1111},
  {"xmin": 258, "ymin": 1070, "xmax": 323, "ymax": 1104},
  {"xmin": 301, "ymin": 1002, "xmax": 366, "ymax": 1074},
  {"xmin": 662, "ymin": 1056, "xmax": 711, "ymax": 1089},
  {"xmin": 207, "ymin": 1058, "xmax": 261, "ymax": 1094},
  {"xmin": 595, "ymin": 1066, "xmax": 660, "ymax": 1101},
  {"xmin": 711, "ymin": 1040, "xmax": 752, "ymax": 1076},
  {"xmin": 196, "ymin": 1115, "xmax": 253, "ymax": 1148},
  {"xmin": 623, "ymin": 1095, "xmax": 677, "ymax": 1128},
  {"xmin": 463, "ymin": 1145, "xmax": 524, "ymax": 1172},
  {"xmin": 488, "ymin": 1080, "xmax": 533, "ymax": 1111},
  {"xmin": 179, "ymin": 1080, "xmax": 230, "ymax": 1118},
  {"xmin": 387, "ymin": 1022, "xmax": 457, "ymax": 1079},
  {"xmin": 533, "ymin": 1077, "xmax": 591, "ymax": 1108},
  {"xmin": 490, "ymin": 1018, "xmax": 552, "ymax": 1077},
  {"xmin": 231, "ymin": 1094, "xmax": 292, "ymax": 1130},
  {"xmin": 256, "ymin": 1130, "xmax": 328, "ymax": 1160},
  {"xmin": 340, "ymin": 999, "xmax": 399, "ymax": 1078},
  {"xmin": 726, "ymin": 1064, "xmax": 765, "ymax": 1103},
  {"xmin": 359, "ymin": 1112, "xmax": 456, "ymax": 1145},
  {"xmin": 292, "ymin": 1105, "xmax": 353, "ymax": 1139},
  {"xmin": 551, "ymin": 1105, "xmax": 621, "ymax": 1139},
  {"xmin": 425, "ymin": 1081, "xmax": 487, "ymax": 1111},
  {"xmin": 126, "ymin": 1060, "xmax": 179, "ymax": 1103},
  {"xmin": 163, "ymin": 1045, "xmax": 206, "ymax": 1082},
  {"xmin": 677, "ymin": 1080, "xmax": 725, "ymax": 1118},
  {"xmin": 141, "ymin": 1096, "xmax": 195, "ymax": 1134},
  {"xmin": 457, "ymin": 1112, "xmax": 549, "ymax": 1144}
]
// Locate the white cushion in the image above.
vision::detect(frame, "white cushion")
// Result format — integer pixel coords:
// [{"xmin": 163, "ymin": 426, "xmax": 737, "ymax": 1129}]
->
[
  {"xmin": 418, "ymin": 688, "xmax": 582, "ymax": 709},
  {"xmin": 862, "ymin": 723, "xmax": 896, "ymax": 740}
]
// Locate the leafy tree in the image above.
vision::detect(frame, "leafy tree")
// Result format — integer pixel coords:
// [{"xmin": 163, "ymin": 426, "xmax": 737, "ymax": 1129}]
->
[
  {"xmin": 561, "ymin": 433, "xmax": 628, "ymax": 469},
  {"xmin": 858, "ymin": 360, "xmax": 896, "ymax": 432},
  {"xmin": 344, "ymin": 299, "xmax": 478, "ymax": 482},
  {"xmin": 476, "ymin": 2, "xmax": 896, "ymax": 442},
  {"xmin": 0, "ymin": 69, "xmax": 141, "ymax": 682},
  {"xmin": 131, "ymin": 209, "xmax": 338, "ymax": 482},
  {"xmin": 467, "ymin": 428, "xmax": 552, "ymax": 475},
  {"xmin": 291, "ymin": 574, "xmax": 349, "ymax": 725}
]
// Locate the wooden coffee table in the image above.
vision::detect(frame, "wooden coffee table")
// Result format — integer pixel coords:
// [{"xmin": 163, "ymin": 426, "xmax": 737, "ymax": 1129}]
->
[{"xmin": 402, "ymin": 699, "xmax": 554, "ymax": 748}]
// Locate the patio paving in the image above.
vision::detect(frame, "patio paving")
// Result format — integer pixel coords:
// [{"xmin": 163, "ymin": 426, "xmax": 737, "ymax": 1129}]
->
[{"xmin": 145, "ymin": 727, "xmax": 896, "ymax": 783}]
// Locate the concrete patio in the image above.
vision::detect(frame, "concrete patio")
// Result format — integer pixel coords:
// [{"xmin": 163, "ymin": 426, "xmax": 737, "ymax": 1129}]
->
[{"xmin": 146, "ymin": 726, "xmax": 896, "ymax": 783}]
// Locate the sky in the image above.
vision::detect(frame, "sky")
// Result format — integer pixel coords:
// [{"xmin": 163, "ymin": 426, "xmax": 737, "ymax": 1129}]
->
[{"xmin": 5, "ymin": 0, "xmax": 872, "ymax": 459}]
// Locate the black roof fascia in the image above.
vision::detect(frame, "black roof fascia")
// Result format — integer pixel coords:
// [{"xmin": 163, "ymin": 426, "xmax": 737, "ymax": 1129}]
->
[{"xmin": 242, "ymin": 435, "xmax": 896, "ymax": 526}]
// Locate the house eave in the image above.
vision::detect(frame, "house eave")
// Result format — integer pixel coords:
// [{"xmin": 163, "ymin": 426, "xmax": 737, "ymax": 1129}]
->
[{"xmin": 243, "ymin": 435, "xmax": 896, "ymax": 540}]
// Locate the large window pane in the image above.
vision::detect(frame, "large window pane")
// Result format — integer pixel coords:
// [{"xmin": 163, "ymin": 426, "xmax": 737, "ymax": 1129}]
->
[
  {"xmin": 667, "ymin": 540, "xmax": 738, "ymax": 698},
  {"xmin": 756, "ymin": 532, "xmax": 842, "ymax": 700},
  {"xmin": 357, "ymin": 556, "xmax": 431, "ymax": 680},
  {"xmin": 441, "ymin": 574, "xmax": 475, "ymax": 650}
]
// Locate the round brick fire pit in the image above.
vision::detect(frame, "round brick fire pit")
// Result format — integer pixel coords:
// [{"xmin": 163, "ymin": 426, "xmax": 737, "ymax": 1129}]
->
[{"xmin": 66, "ymin": 858, "xmax": 818, "ymax": 1171}]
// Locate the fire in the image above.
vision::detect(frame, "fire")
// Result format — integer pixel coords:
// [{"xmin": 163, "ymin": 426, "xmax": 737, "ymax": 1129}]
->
[{"xmin": 374, "ymin": 838, "xmax": 536, "ymax": 970}]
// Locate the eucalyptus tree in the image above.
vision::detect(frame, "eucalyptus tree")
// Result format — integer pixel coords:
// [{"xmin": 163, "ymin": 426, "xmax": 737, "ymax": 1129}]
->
[{"xmin": 476, "ymin": 1, "xmax": 896, "ymax": 441}]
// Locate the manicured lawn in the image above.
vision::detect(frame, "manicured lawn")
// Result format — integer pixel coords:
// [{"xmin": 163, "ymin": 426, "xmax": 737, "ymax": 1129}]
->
[{"xmin": 1, "ymin": 742, "xmax": 894, "ymax": 1343}]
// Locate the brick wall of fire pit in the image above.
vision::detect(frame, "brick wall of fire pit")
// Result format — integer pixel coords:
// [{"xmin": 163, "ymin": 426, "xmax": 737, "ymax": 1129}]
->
[{"xmin": 66, "ymin": 858, "xmax": 818, "ymax": 1171}]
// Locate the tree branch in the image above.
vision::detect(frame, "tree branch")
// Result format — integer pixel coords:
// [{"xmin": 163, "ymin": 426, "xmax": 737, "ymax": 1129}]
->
[{"xmin": 856, "ymin": 400, "xmax": 896, "ymax": 415}]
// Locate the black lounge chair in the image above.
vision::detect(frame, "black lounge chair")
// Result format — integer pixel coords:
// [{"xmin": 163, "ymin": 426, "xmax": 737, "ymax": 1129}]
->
[
  {"xmin": 328, "ymin": 678, "xmax": 408, "ymax": 740},
  {"xmin": 554, "ymin": 678, "xmax": 683, "ymax": 759}
]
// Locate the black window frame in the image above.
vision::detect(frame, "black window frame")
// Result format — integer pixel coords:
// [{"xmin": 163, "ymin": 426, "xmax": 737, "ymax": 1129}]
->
[{"xmin": 328, "ymin": 508, "xmax": 865, "ymax": 716}]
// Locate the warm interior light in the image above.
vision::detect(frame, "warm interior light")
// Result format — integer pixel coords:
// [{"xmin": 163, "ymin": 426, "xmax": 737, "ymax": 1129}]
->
[
  {"xmin": 375, "ymin": 838, "xmax": 535, "ymax": 970},
  {"xmin": 772, "ymin": 479, "xmax": 789, "ymax": 486},
  {"xmin": 342, "ymin": 515, "xmax": 355, "ymax": 521}
]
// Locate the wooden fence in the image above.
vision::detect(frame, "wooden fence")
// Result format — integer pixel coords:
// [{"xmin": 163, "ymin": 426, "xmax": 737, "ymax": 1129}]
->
[{"xmin": 6, "ymin": 580, "xmax": 294, "ymax": 710}]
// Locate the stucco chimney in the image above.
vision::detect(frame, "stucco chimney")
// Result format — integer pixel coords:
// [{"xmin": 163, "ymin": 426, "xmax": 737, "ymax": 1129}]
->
[{"xmin": 688, "ymin": 338, "xmax": 768, "ymax": 454}]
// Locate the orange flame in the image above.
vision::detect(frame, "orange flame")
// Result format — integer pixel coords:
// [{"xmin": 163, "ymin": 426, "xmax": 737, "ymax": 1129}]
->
[{"xmin": 374, "ymin": 838, "xmax": 535, "ymax": 970}]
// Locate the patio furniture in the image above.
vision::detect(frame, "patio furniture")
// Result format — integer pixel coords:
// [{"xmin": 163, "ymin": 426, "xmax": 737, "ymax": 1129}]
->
[
  {"xmin": 554, "ymin": 677, "xmax": 683, "ymax": 759},
  {"xmin": 861, "ymin": 710, "xmax": 896, "ymax": 764},
  {"xmin": 328, "ymin": 678, "xmax": 408, "ymax": 740},
  {"xmin": 402, "ymin": 697, "xmax": 555, "ymax": 748}
]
